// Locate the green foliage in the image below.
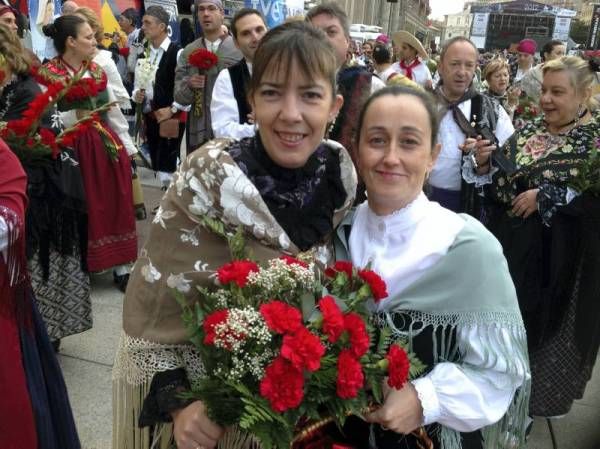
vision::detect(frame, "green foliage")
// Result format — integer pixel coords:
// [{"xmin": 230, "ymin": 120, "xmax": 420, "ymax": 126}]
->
[
  {"xmin": 569, "ymin": 146, "xmax": 600, "ymax": 196},
  {"xmin": 193, "ymin": 378, "xmax": 244, "ymax": 426},
  {"xmin": 171, "ymin": 227, "xmax": 426, "ymax": 448}
]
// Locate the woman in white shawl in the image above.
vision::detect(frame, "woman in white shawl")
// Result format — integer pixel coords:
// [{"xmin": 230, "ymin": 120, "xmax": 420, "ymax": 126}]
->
[{"xmin": 335, "ymin": 85, "xmax": 531, "ymax": 449}]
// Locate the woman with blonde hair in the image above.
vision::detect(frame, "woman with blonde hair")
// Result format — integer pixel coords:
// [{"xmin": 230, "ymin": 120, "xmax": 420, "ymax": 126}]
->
[
  {"xmin": 72, "ymin": 7, "xmax": 142, "ymax": 288},
  {"xmin": 483, "ymin": 57, "xmax": 520, "ymax": 118},
  {"xmin": 466, "ymin": 55, "xmax": 600, "ymax": 425}
]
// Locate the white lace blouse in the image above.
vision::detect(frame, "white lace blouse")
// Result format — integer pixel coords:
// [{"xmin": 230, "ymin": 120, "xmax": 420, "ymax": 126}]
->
[{"xmin": 348, "ymin": 193, "xmax": 526, "ymax": 431}]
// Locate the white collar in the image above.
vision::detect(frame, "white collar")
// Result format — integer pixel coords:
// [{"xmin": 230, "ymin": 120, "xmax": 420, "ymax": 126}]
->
[
  {"xmin": 152, "ymin": 36, "xmax": 171, "ymax": 52},
  {"xmin": 245, "ymin": 59, "xmax": 253, "ymax": 75},
  {"xmin": 349, "ymin": 193, "xmax": 465, "ymax": 307},
  {"xmin": 205, "ymin": 37, "xmax": 222, "ymax": 51}
]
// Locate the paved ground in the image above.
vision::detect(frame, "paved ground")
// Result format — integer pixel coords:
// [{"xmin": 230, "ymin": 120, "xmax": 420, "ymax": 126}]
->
[{"xmin": 58, "ymin": 169, "xmax": 600, "ymax": 449}]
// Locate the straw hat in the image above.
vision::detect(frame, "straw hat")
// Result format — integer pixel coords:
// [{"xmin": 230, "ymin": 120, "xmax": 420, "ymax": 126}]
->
[{"xmin": 392, "ymin": 31, "xmax": 428, "ymax": 60}]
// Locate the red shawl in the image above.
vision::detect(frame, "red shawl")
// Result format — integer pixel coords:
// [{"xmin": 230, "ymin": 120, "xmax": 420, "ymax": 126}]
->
[{"xmin": 0, "ymin": 138, "xmax": 37, "ymax": 449}]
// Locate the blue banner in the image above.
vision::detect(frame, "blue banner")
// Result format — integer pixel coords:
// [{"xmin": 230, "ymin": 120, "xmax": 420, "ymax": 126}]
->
[{"xmin": 245, "ymin": 0, "xmax": 286, "ymax": 29}]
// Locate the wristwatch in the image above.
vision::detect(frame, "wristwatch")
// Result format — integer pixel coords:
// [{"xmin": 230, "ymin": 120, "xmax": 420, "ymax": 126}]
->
[{"xmin": 170, "ymin": 105, "xmax": 178, "ymax": 115}]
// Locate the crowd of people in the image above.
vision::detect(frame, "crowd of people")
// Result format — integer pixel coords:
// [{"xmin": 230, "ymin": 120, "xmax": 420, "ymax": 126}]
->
[{"xmin": 0, "ymin": 1, "xmax": 599, "ymax": 449}]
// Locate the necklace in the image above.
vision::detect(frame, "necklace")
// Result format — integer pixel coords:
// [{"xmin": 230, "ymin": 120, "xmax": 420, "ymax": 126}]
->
[{"xmin": 546, "ymin": 108, "xmax": 588, "ymax": 135}]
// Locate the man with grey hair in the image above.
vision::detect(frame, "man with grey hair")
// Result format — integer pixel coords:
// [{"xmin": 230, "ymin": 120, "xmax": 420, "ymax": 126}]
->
[
  {"xmin": 133, "ymin": 5, "xmax": 186, "ymax": 189},
  {"xmin": 306, "ymin": 1, "xmax": 384, "ymax": 202},
  {"xmin": 174, "ymin": 0, "xmax": 241, "ymax": 153},
  {"xmin": 430, "ymin": 36, "xmax": 514, "ymax": 214}
]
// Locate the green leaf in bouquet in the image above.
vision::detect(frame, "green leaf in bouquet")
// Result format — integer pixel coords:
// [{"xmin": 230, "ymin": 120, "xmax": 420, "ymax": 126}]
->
[
  {"xmin": 368, "ymin": 374, "xmax": 384, "ymax": 405},
  {"xmin": 193, "ymin": 378, "xmax": 245, "ymax": 426},
  {"xmin": 408, "ymin": 352, "xmax": 427, "ymax": 379},
  {"xmin": 376, "ymin": 326, "xmax": 392, "ymax": 355},
  {"xmin": 300, "ymin": 291, "xmax": 317, "ymax": 322},
  {"xmin": 229, "ymin": 226, "xmax": 249, "ymax": 260}
]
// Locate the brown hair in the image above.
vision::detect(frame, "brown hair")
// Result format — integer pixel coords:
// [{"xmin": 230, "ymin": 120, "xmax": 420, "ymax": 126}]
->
[
  {"xmin": 230, "ymin": 8, "xmax": 265, "ymax": 39},
  {"xmin": 483, "ymin": 58, "xmax": 510, "ymax": 82},
  {"xmin": 0, "ymin": 23, "xmax": 29, "ymax": 74},
  {"xmin": 74, "ymin": 6, "xmax": 104, "ymax": 43},
  {"xmin": 248, "ymin": 21, "xmax": 338, "ymax": 102},
  {"xmin": 543, "ymin": 56, "xmax": 598, "ymax": 111},
  {"xmin": 305, "ymin": 1, "xmax": 350, "ymax": 39},
  {"xmin": 356, "ymin": 85, "xmax": 440, "ymax": 149}
]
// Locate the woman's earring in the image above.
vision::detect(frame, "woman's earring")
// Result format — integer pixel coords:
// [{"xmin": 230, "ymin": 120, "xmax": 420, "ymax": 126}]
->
[{"xmin": 325, "ymin": 115, "xmax": 337, "ymax": 140}]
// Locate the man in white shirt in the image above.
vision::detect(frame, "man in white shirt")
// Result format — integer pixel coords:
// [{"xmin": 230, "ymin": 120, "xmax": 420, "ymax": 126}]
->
[
  {"xmin": 133, "ymin": 6, "xmax": 186, "ymax": 189},
  {"xmin": 174, "ymin": 0, "xmax": 241, "ymax": 152},
  {"xmin": 210, "ymin": 8, "xmax": 267, "ymax": 140},
  {"xmin": 429, "ymin": 36, "xmax": 514, "ymax": 214},
  {"xmin": 391, "ymin": 30, "xmax": 433, "ymax": 89}
]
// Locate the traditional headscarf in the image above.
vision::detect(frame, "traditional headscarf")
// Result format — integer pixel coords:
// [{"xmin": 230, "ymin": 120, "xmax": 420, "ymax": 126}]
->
[
  {"xmin": 517, "ymin": 39, "xmax": 537, "ymax": 55},
  {"xmin": 196, "ymin": 0, "xmax": 223, "ymax": 9}
]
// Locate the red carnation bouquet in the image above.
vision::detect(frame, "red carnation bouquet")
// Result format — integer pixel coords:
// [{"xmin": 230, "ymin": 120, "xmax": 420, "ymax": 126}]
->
[
  {"xmin": 0, "ymin": 63, "xmax": 117, "ymax": 163},
  {"xmin": 188, "ymin": 47, "xmax": 219, "ymax": 117},
  {"xmin": 175, "ymin": 230, "xmax": 425, "ymax": 449}
]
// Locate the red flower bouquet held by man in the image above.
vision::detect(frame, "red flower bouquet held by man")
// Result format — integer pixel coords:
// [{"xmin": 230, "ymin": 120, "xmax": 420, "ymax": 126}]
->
[{"xmin": 188, "ymin": 48, "xmax": 219, "ymax": 116}]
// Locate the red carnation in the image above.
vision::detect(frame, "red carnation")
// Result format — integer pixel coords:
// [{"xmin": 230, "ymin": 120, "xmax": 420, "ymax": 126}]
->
[
  {"xmin": 259, "ymin": 356, "xmax": 304, "ymax": 412},
  {"xmin": 279, "ymin": 255, "xmax": 308, "ymax": 268},
  {"xmin": 281, "ymin": 327, "xmax": 325, "ymax": 372},
  {"xmin": 324, "ymin": 260, "xmax": 354, "ymax": 279},
  {"xmin": 6, "ymin": 118, "xmax": 33, "ymax": 136},
  {"xmin": 217, "ymin": 260, "xmax": 259, "ymax": 288},
  {"xmin": 119, "ymin": 47, "xmax": 130, "ymax": 57},
  {"xmin": 260, "ymin": 300, "xmax": 302, "ymax": 334},
  {"xmin": 336, "ymin": 350, "xmax": 364, "ymax": 399},
  {"xmin": 344, "ymin": 313, "xmax": 370, "ymax": 358},
  {"xmin": 358, "ymin": 269, "xmax": 388, "ymax": 302},
  {"xmin": 203, "ymin": 309, "xmax": 229, "ymax": 345},
  {"xmin": 39, "ymin": 128, "xmax": 59, "ymax": 158},
  {"xmin": 189, "ymin": 48, "xmax": 219, "ymax": 71},
  {"xmin": 318, "ymin": 296, "xmax": 344, "ymax": 343},
  {"xmin": 386, "ymin": 345, "xmax": 410, "ymax": 389}
]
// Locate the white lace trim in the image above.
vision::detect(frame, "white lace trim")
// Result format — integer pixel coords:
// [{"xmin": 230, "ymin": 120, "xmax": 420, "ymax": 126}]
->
[
  {"xmin": 461, "ymin": 154, "xmax": 499, "ymax": 188},
  {"xmin": 112, "ymin": 331, "xmax": 206, "ymax": 386}
]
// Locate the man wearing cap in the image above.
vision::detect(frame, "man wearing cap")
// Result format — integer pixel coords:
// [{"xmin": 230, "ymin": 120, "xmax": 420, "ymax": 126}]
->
[
  {"xmin": 133, "ymin": 5, "xmax": 186, "ymax": 189},
  {"xmin": 306, "ymin": 1, "xmax": 384, "ymax": 203},
  {"xmin": 210, "ymin": 8, "xmax": 267, "ymax": 140},
  {"xmin": 513, "ymin": 38, "xmax": 536, "ymax": 82},
  {"xmin": 174, "ymin": 0, "xmax": 241, "ymax": 153},
  {"xmin": 391, "ymin": 30, "xmax": 432, "ymax": 89},
  {"xmin": 429, "ymin": 36, "xmax": 514, "ymax": 215}
]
